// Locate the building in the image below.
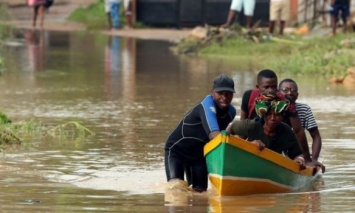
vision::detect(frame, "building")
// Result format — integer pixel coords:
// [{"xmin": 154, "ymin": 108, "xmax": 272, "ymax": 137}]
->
[{"xmin": 136, "ymin": 0, "xmax": 270, "ymax": 28}]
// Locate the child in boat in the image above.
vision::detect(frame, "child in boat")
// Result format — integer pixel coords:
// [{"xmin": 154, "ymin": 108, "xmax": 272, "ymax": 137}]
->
[{"xmin": 227, "ymin": 92, "xmax": 306, "ymax": 168}]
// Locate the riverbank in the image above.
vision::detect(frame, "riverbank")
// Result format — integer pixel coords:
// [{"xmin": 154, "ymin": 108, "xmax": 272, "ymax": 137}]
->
[
  {"xmin": 2, "ymin": 0, "xmax": 355, "ymax": 80},
  {"xmin": 2, "ymin": 0, "xmax": 190, "ymax": 42}
]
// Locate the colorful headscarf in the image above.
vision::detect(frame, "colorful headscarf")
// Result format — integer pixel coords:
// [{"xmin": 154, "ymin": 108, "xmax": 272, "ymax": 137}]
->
[{"xmin": 255, "ymin": 92, "xmax": 289, "ymax": 117}]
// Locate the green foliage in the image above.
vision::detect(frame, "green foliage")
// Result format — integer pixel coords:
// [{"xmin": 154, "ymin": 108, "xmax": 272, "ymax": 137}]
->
[
  {"xmin": 0, "ymin": 111, "xmax": 95, "ymax": 149},
  {"xmin": 68, "ymin": 1, "xmax": 107, "ymax": 30},
  {"xmin": 187, "ymin": 32, "xmax": 355, "ymax": 77},
  {"xmin": 265, "ymin": 35, "xmax": 355, "ymax": 77},
  {"xmin": 0, "ymin": 57, "xmax": 4, "ymax": 73},
  {"xmin": 0, "ymin": 111, "xmax": 11, "ymax": 124},
  {"xmin": 0, "ymin": 127, "xmax": 21, "ymax": 147},
  {"xmin": 0, "ymin": 4, "xmax": 14, "ymax": 40}
]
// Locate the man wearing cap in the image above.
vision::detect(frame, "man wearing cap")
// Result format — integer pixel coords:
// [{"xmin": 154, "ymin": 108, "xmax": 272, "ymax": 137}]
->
[{"xmin": 164, "ymin": 74, "xmax": 237, "ymax": 192}]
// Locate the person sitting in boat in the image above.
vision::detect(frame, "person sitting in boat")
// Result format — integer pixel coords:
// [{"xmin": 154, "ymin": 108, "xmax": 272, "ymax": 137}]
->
[
  {"xmin": 279, "ymin": 78, "xmax": 325, "ymax": 173},
  {"xmin": 227, "ymin": 92, "xmax": 306, "ymax": 169},
  {"xmin": 240, "ymin": 69, "xmax": 324, "ymax": 170},
  {"xmin": 164, "ymin": 74, "xmax": 237, "ymax": 193}
]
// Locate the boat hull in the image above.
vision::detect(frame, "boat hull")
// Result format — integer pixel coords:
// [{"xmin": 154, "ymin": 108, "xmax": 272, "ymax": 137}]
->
[{"xmin": 204, "ymin": 132, "xmax": 320, "ymax": 196}]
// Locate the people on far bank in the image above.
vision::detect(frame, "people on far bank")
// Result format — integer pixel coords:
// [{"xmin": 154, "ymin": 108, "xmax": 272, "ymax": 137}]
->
[
  {"xmin": 221, "ymin": 0, "xmax": 256, "ymax": 29},
  {"xmin": 104, "ymin": 0, "xmax": 133, "ymax": 30},
  {"xmin": 330, "ymin": 0, "xmax": 351, "ymax": 35},
  {"xmin": 104, "ymin": 0, "xmax": 113, "ymax": 29},
  {"xmin": 28, "ymin": 0, "xmax": 45, "ymax": 28},
  {"xmin": 27, "ymin": 0, "xmax": 54, "ymax": 28},
  {"xmin": 278, "ymin": 78, "xmax": 323, "ymax": 163},
  {"xmin": 124, "ymin": 0, "xmax": 133, "ymax": 29},
  {"xmin": 104, "ymin": 0, "xmax": 122, "ymax": 30},
  {"xmin": 268, "ymin": 0, "xmax": 289, "ymax": 37},
  {"xmin": 164, "ymin": 74, "xmax": 237, "ymax": 193}
]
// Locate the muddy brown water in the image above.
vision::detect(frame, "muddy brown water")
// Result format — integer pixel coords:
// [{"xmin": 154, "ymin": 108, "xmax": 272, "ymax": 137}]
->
[{"xmin": 0, "ymin": 29, "xmax": 355, "ymax": 212}]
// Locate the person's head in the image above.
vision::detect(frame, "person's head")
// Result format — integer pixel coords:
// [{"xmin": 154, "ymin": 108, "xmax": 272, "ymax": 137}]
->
[
  {"xmin": 255, "ymin": 92, "xmax": 289, "ymax": 129},
  {"xmin": 211, "ymin": 74, "xmax": 235, "ymax": 109},
  {"xmin": 278, "ymin": 78, "xmax": 299, "ymax": 102},
  {"xmin": 256, "ymin": 69, "xmax": 278, "ymax": 94}
]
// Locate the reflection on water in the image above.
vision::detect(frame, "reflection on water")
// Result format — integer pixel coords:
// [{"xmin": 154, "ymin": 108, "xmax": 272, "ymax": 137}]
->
[
  {"xmin": 0, "ymin": 29, "xmax": 355, "ymax": 212},
  {"xmin": 24, "ymin": 29, "xmax": 46, "ymax": 71},
  {"xmin": 208, "ymin": 191, "xmax": 322, "ymax": 213}
]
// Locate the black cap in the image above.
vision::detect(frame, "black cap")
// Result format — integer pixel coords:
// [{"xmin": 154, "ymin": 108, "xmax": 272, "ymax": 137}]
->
[{"xmin": 212, "ymin": 74, "xmax": 235, "ymax": 93}]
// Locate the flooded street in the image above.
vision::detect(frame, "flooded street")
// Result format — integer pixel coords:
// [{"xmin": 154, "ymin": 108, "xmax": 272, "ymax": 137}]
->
[{"xmin": 0, "ymin": 29, "xmax": 355, "ymax": 212}]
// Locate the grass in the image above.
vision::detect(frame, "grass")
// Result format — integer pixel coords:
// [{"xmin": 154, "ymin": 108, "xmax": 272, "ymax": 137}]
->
[
  {"xmin": 68, "ymin": 1, "xmax": 108, "ymax": 30},
  {"xmin": 179, "ymin": 30, "xmax": 355, "ymax": 78},
  {"xmin": 0, "ymin": 3, "xmax": 14, "ymax": 40},
  {"xmin": 0, "ymin": 111, "xmax": 95, "ymax": 150}
]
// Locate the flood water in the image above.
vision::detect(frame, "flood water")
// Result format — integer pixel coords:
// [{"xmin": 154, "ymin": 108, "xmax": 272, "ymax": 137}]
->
[{"xmin": 0, "ymin": 29, "xmax": 355, "ymax": 212}]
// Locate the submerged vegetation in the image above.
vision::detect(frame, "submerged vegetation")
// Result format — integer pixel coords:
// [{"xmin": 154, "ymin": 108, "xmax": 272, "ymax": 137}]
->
[
  {"xmin": 0, "ymin": 111, "xmax": 95, "ymax": 150},
  {"xmin": 174, "ymin": 26, "xmax": 355, "ymax": 78},
  {"xmin": 47, "ymin": 121, "xmax": 95, "ymax": 138}
]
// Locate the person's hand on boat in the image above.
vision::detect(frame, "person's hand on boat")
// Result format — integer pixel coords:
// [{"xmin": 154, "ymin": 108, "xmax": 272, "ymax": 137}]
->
[
  {"xmin": 294, "ymin": 155, "xmax": 306, "ymax": 170},
  {"xmin": 307, "ymin": 159, "xmax": 326, "ymax": 173},
  {"xmin": 251, "ymin": 140, "xmax": 265, "ymax": 151}
]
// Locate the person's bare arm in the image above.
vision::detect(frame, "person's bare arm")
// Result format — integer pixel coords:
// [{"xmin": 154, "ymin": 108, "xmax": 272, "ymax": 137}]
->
[
  {"xmin": 309, "ymin": 128, "xmax": 322, "ymax": 161},
  {"xmin": 308, "ymin": 128, "xmax": 325, "ymax": 172},
  {"xmin": 291, "ymin": 116, "xmax": 326, "ymax": 173},
  {"xmin": 289, "ymin": 116, "xmax": 312, "ymax": 162},
  {"xmin": 209, "ymin": 131, "xmax": 220, "ymax": 140},
  {"xmin": 240, "ymin": 110, "xmax": 247, "ymax": 120}
]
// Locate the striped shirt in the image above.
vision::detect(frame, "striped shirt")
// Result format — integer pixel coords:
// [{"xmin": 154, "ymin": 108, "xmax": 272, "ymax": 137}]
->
[{"xmin": 295, "ymin": 102, "xmax": 318, "ymax": 131}]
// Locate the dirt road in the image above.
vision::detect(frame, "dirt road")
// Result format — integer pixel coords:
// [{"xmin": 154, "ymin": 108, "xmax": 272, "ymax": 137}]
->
[{"xmin": 3, "ymin": 0, "xmax": 190, "ymax": 42}]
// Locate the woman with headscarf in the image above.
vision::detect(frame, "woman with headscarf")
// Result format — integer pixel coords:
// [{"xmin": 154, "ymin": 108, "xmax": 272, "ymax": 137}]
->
[{"xmin": 227, "ymin": 92, "xmax": 306, "ymax": 168}]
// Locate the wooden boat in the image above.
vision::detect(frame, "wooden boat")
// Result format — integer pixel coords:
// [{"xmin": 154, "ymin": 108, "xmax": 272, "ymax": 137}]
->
[{"xmin": 204, "ymin": 131, "xmax": 321, "ymax": 196}]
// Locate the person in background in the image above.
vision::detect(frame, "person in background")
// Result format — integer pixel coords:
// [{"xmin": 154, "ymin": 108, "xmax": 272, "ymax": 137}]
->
[
  {"xmin": 269, "ymin": 0, "xmax": 289, "ymax": 36},
  {"xmin": 221, "ymin": 0, "xmax": 256, "ymax": 29},
  {"xmin": 104, "ymin": 0, "xmax": 112, "ymax": 29},
  {"xmin": 124, "ymin": 0, "xmax": 133, "ymax": 29},
  {"xmin": 279, "ymin": 78, "xmax": 323, "ymax": 165},
  {"xmin": 321, "ymin": 0, "xmax": 330, "ymax": 26},
  {"xmin": 330, "ymin": 0, "xmax": 351, "ymax": 35},
  {"xmin": 109, "ymin": 0, "xmax": 122, "ymax": 30},
  {"xmin": 239, "ymin": 69, "xmax": 325, "ymax": 172},
  {"xmin": 28, "ymin": 0, "xmax": 46, "ymax": 28},
  {"xmin": 227, "ymin": 92, "xmax": 306, "ymax": 169},
  {"xmin": 44, "ymin": 0, "xmax": 54, "ymax": 11},
  {"xmin": 164, "ymin": 74, "xmax": 237, "ymax": 192}
]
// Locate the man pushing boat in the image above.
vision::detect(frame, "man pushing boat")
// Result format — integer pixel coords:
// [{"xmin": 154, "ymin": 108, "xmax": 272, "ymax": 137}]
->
[{"xmin": 164, "ymin": 74, "xmax": 237, "ymax": 193}]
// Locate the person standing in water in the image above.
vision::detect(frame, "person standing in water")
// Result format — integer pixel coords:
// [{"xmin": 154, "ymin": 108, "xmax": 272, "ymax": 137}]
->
[
  {"xmin": 164, "ymin": 74, "xmax": 237, "ymax": 192},
  {"xmin": 28, "ymin": 0, "xmax": 46, "ymax": 28}
]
